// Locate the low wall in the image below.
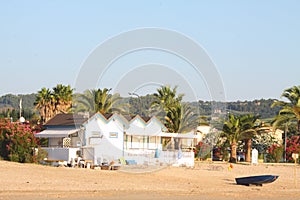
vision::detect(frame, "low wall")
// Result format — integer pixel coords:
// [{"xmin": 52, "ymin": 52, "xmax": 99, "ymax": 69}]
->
[
  {"xmin": 124, "ymin": 149, "xmax": 194, "ymax": 167},
  {"xmin": 43, "ymin": 147, "xmax": 79, "ymax": 162}
]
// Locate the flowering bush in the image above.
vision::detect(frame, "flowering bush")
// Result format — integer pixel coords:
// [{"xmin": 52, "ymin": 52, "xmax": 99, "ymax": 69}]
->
[
  {"xmin": 194, "ymin": 141, "xmax": 211, "ymax": 160},
  {"xmin": 252, "ymin": 133, "xmax": 279, "ymax": 154},
  {"xmin": 0, "ymin": 121, "xmax": 38, "ymax": 163},
  {"xmin": 267, "ymin": 144, "xmax": 283, "ymax": 163},
  {"xmin": 286, "ymin": 136, "xmax": 300, "ymax": 162}
]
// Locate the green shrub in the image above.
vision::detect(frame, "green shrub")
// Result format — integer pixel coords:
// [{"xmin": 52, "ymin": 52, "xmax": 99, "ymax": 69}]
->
[
  {"xmin": 34, "ymin": 146, "xmax": 48, "ymax": 163},
  {"xmin": 0, "ymin": 121, "xmax": 38, "ymax": 163},
  {"xmin": 267, "ymin": 144, "xmax": 283, "ymax": 163}
]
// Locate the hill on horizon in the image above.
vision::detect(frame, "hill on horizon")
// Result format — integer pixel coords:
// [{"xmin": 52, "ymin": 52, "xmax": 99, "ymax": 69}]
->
[{"xmin": 0, "ymin": 93, "xmax": 280, "ymax": 121}]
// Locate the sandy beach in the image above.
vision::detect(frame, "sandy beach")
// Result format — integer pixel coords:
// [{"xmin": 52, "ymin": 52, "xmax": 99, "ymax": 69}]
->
[{"xmin": 0, "ymin": 160, "xmax": 299, "ymax": 200}]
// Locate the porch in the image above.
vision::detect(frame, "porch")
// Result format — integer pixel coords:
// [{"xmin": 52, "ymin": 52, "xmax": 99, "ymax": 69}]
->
[{"xmin": 35, "ymin": 128, "xmax": 82, "ymax": 162}]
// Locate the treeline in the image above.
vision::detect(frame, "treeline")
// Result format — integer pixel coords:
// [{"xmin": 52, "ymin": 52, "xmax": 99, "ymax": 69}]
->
[
  {"xmin": 128, "ymin": 97, "xmax": 280, "ymax": 120},
  {"xmin": 0, "ymin": 93, "xmax": 280, "ymax": 121},
  {"xmin": 0, "ymin": 93, "xmax": 36, "ymax": 110},
  {"xmin": 197, "ymin": 99, "xmax": 281, "ymax": 120},
  {"xmin": 0, "ymin": 94, "xmax": 37, "ymax": 121}
]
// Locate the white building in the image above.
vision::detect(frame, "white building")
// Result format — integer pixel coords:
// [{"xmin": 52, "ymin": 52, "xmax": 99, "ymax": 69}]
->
[{"xmin": 35, "ymin": 113, "xmax": 198, "ymax": 167}]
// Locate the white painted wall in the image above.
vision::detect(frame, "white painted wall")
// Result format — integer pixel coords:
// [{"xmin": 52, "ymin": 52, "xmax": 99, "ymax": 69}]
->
[
  {"xmin": 49, "ymin": 138, "xmax": 62, "ymax": 147},
  {"xmin": 80, "ymin": 114, "xmax": 195, "ymax": 166},
  {"xmin": 44, "ymin": 147, "xmax": 79, "ymax": 162},
  {"xmin": 83, "ymin": 114, "xmax": 125, "ymax": 164}
]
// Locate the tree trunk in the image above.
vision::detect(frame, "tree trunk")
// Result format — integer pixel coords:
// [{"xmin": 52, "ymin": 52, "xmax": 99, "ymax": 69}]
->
[
  {"xmin": 230, "ymin": 142, "xmax": 237, "ymax": 163},
  {"xmin": 246, "ymin": 139, "xmax": 252, "ymax": 162}
]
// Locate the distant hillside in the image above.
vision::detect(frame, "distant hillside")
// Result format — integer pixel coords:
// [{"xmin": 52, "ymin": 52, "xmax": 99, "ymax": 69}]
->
[
  {"xmin": 0, "ymin": 93, "xmax": 280, "ymax": 121},
  {"xmin": 227, "ymin": 99, "xmax": 280, "ymax": 120},
  {"xmin": 0, "ymin": 93, "xmax": 37, "ymax": 121},
  {"xmin": 189, "ymin": 99, "xmax": 280, "ymax": 121},
  {"xmin": 0, "ymin": 93, "xmax": 36, "ymax": 110},
  {"xmin": 126, "ymin": 96, "xmax": 280, "ymax": 120}
]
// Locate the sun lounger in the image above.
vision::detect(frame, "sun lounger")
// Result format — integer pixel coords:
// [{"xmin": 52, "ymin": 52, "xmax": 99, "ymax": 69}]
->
[{"xmin": 126, "ymin": 160, "xmax": 137, "ymax": 165}]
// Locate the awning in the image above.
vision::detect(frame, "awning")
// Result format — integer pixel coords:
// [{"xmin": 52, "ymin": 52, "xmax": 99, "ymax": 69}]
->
[{"xmin": 34, "ymin": 128, "xmax": 80, "ymax": 138}]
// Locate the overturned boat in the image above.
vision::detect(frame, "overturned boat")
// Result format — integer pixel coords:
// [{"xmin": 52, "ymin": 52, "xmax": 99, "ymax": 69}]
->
[{"xmin": 235, "ymin": 175, "xmax": 279, "ymax": 186}]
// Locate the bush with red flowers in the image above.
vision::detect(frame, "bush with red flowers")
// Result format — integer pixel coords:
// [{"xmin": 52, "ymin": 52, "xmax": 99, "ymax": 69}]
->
[
  {"xmin": 0, "ymin": 121, "xmax": 38, "ymax": 163},
  {"xmin": 194, "ymin": 141, "xmax": 211, "ymax": 160},
  {"xmin": 267, "ymin": 144, "xmax": 284, "ymax": 163},
  {"xmin": 286, "ymin": 136, "xmax": 300, "ymax": 162}
]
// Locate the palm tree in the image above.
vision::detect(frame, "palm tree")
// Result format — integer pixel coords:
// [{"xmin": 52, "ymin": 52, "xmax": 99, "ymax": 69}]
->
[
  {"xmin": 73, "ymin": 90, "xmax": 95, "ymax": 113},
  {"xmin": 151, "ymin": 85, "xmax": 183, "ymax": 116},
  {"xmin": 271, "ymin": 86, "xmax": 300, "ymax": 162},
  {"xmin": 94, "ymin": 88, "xmax": 114, "ymax": 114},
  {"xmin": 221, "ymin": 114, "xmax": 259, "ymax": 163},
  {"xmin": 35, "ymin": 84, "xmax": 74, "ymax": 123},
  {"xmin": 52, "ymin": 84, "xmax": 73, "ymax": 114},
  {"xmin": 164, "ymin": 102, "xmax": 198, "ymax": 133},
  {"xmin": 152, "ymin": 85, "xmax": 197, "ymax": 133},
  {"xmin": 152, "ymin": 86, "xmax": 199, "ymax": 149},
  {"xmin": 34, "ymin": 87, "xmax": 53, "ymax": 123},
  {"xmin": 74, "ymin": 88, "xmax": 125, "ymax": 114},
  {"xmin": 239, "ymin": 114, "xmax": 260, "ymax": 162},
  {"xmin": 272, "ymin": 85, "xmax": 300, "ymax": 133},
  {"xmin": 222, "ymin": 114, "xmax": 241, "ymax": 163}
]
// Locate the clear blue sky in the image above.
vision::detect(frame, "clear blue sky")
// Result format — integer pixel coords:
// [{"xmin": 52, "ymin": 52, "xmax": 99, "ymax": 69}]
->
[{"xmin": 1, "ymin": 0, "xmax": 299, "ymax": 101}]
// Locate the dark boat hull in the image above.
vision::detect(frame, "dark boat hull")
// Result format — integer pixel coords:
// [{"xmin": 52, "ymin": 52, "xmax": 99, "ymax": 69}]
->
[{"xmin": 235, "ymin": 175, "xmax": 279, "ymax": 186}]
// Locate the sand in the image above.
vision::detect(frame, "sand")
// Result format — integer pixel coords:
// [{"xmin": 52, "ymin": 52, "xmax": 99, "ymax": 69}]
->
[{"xmin": 0, "ymin": 160, "xmax": 299, "ymax": 200}]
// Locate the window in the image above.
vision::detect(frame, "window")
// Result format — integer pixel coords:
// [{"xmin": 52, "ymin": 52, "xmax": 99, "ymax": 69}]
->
[
  {"xmin": 132, "ymin": 136, "xmax": 139, "ymax": 143},
  {"xmin": 109, "ymin": 132, "xmax": 118, "ymax": 138},
  {"xmin": 92, "ymin": 131, "xmax": 101, "ymax": 136},
  {"xmin": 149, "ymin": 136, "xmax": 156, "ymax": 144}
]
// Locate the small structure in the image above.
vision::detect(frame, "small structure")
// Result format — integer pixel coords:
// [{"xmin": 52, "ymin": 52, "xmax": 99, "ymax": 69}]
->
[
  {"xmin": 251, "ymin": 148, "xmax": 258, "ymax": 165},
  {"xmin": 35, "ymin": 114, "xmax": 88, "ymax": 162},
  {"xmin": 195, "ymin": 125, "xmax": 211, "ymax": 143}
]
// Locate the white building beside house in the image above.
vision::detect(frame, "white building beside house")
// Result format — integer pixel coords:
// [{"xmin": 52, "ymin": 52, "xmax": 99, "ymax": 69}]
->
[
  {"xmin": 35, "ymin": 113, "xmax": 199, "ymax": 167},
  {"xmin": 196, "ymin": 125, "xmax": 211, "ymax": 143}
]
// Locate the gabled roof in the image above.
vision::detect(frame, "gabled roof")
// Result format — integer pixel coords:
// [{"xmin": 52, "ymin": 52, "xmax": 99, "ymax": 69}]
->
[
  {"xmin": 122, "ymin": 114, "xmax": 151, "ymax": 123},
  {"xmin": 44, "ymin": 113, "xmax": 167, "ymax": 132},
  {"xmin": 44, "ymin": 113, "xmax": 89, "ymax": 126},
  {"xmin": 92, "ymin": 113, "xmax": 153, "ymax": 125},
  {"xmin": 102, "ymin": 113, "xmax": 113, "ymax": 120}
]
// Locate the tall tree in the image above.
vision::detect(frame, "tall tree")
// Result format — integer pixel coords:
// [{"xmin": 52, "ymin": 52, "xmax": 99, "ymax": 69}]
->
[
  {"xmin": 151, "ymin": 86, "xmax": 199, "ymax": 149},
  {"xmin": 271, "ymin": 85, "xmax": 300, "ymax": 161},
  {"xmin": 151, "ymin": 85, "xmax": 183, "ymax": 116},
  {"xmin": 52, "ymin": 84, "xmax": 73, "ymax": 114},
  {"xmin": 165, "ymin": 102, "xmax": 198, "ymax": 133},
  {"xmin": 221, "ymin": 114, "xmax": 259, "ymax": 163},
  {"xmin": 34, "ymin": 87, "xmax": 53, "ymax": 123},
  {"xmin": 272, "ymin": 85, "xmax": 300, "ymax": 133},
  {"xmin": 221, "ymin": 114, "xmax": 241, "ymax": 163},
  {"xmin": 34, "ymin": 84, "xmax": 74, "ymax": 123},
  {"xmin": 240, "ymin": 115, "xmax": 260, "ymax": 162},
  {"xmin": 74, "ymin": 88, "xmax": 124, "ymax": 114}
]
